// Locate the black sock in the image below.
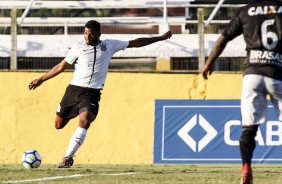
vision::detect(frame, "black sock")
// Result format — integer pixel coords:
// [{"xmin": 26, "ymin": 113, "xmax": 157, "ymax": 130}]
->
[{"xmin": 239, "ymin": 127, "xmax": 258, "ymax": 165}]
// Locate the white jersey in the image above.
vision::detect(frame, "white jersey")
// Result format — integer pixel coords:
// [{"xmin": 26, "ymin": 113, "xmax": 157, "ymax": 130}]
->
[{"xmin": 64, "ymin": 39, "xmax": 129, "ymax": 89}]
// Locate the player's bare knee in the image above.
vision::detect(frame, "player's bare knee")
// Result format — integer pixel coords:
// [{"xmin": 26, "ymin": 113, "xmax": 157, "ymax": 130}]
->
[
  {"xmin": 55, "ymin": 119, "xmax": 68, "ymax": 129},
  {"xmin": 78, "ymin": 113, "xmax": 95, "ymax": 129},
  {"xmin": 78, "ymin": 117, "xmax": 93, "ymax": 129},
  {"xmin": 55, "ymin": 121, "xmax": 63, "ymax": 129},
  {"xmin": 54, "ymin": 116, "xmax": 69, "ymax": 129}
]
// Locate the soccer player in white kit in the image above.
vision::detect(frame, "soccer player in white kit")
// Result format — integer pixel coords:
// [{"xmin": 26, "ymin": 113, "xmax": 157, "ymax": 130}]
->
[
  {"xmin": 202, "ymin": 1, "xmax": 282, "ymax": 184},
  {"xmin": 28, "ymin": 20, "xmax": 172, "ymax": 168}
]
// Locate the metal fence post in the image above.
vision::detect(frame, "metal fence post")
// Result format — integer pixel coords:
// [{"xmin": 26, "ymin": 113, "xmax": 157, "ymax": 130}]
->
[
  {"xmin": 64, "ymin": 21, "xmax": 68, "ymax": 35},
  {"xmin": 10, "ymin": 8, "xmax": 17, "ymax": 70},
  {"xmin": 198, "ymin": 8, "xmax": 205, "ymax": 71}
]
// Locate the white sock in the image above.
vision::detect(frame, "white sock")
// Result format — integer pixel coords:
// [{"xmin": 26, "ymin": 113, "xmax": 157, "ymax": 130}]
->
[{"xmin": 64, "ymin": 127, "xmax": 87, "ymax": 157}]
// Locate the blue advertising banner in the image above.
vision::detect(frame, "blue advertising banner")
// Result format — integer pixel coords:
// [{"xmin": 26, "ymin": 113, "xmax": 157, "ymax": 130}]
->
[{"xmin": 154, "ymin": 100, "xmax": 282, "ymax": 164}]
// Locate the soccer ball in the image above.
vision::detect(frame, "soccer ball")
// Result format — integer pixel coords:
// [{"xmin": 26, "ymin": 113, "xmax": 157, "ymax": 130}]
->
[{"xmin": 21, "ymin": 150, "xmax": 42, "ymax": 169}]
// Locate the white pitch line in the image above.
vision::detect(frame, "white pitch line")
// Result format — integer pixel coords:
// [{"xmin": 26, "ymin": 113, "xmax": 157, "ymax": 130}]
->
[
  {"xmin": 101, "ymin": 172, "xmax": 142, "ymax": 176},
  {"xmin": 3, "ymin": 174, "xmax": 92, "ymax": 183},
  {"xmin": 3, "ymin": 172, "xmax": 142, "ymax": 183}
]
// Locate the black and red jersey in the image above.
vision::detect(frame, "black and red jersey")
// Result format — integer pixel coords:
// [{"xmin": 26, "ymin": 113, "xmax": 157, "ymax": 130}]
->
[{"xmin": 222, "ymin": 0, "xmax": 282, "ymax": 80}]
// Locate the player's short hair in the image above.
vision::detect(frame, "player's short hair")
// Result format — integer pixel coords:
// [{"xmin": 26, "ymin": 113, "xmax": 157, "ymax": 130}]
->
[{"xmin": 85, "ymin": 20, "xmax": 100, "ymax": 31}]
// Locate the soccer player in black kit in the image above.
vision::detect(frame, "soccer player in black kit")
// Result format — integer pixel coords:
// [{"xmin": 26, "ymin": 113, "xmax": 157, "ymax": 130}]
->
[{"xmin": 202, "ymin": 1, "xmax": 282, "ymax": 184}]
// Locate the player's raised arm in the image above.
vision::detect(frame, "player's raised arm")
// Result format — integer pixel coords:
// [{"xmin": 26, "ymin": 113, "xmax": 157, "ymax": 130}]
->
[
  {"xmin": 28, "ymin": 60, "xmax": 70, "ymax": 90},
  {"xmin": 127, "ymin": 31, "xmax": 172, "ymax": 48}
]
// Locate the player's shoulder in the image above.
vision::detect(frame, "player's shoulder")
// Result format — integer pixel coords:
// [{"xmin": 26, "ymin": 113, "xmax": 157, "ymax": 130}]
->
[
  {"xmin": 101, "ymin": 39, "xmax": 128, "ymax": 48},
  {"xmin": 102, "ymin": 39, "xmax": 125, "ymax": 44},
  {"xmin": 100, "ymin": 39, "xmax": 128, "ymax": 52}
]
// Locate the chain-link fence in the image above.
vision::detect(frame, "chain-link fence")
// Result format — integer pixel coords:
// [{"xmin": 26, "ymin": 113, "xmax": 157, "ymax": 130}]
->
[{"xmin": 0, "ymin": 2, "xmax": 245, "ymax": 72}]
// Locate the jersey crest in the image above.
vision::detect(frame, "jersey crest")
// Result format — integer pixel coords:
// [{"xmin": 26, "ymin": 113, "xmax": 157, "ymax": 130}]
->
[{"xmin": 101, "ymin": 43, "xmax": 107, "ymax": 51}]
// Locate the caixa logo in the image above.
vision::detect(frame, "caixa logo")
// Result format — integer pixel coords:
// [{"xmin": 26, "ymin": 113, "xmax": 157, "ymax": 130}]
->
[
  {"xmin": 177, "ymin": 114, "xmax": 217, "ymax": 152},
  {"xmin": 178, "ymin": 114, "xmax": 282, "ymax": 153},
  {"xmin": 225, "ymin": 120, "xmax": 282, "ymax": 146},
  {"xmin": 154, "ymin": 100, "xmax": 282, "ymax": 164}
]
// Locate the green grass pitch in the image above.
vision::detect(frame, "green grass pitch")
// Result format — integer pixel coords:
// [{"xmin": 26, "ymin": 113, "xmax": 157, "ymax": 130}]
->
[{"xmin": 1, "ymin": 164, "xmax": 282, "ymax": 184}]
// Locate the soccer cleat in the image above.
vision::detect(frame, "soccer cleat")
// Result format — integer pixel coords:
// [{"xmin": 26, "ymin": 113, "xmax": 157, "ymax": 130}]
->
[
  {"xmin": 240, "ymin": 173, "xmax": 253, "ymax": 184},
  {"xmin": 240, "ymin": 163, "xmax": 253, "ymax": 184},
  {"xmin": 58, "ymin": 156, "xmax": 74, "ymax": 168}
]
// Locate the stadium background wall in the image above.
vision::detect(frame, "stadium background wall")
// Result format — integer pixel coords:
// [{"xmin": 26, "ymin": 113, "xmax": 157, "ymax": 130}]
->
[{"xmin": 0, "ymin": 72, "xmax": 242, "ymax": 164}]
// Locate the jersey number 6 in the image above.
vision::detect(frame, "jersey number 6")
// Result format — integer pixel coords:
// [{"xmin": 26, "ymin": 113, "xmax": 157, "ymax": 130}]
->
[{"xmin": 261, "ymin": 19, "xmax": 278, "ymax": 50}]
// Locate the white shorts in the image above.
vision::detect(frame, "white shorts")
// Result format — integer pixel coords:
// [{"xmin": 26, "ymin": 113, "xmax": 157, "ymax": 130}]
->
[{"xmin": 241, "ymin": 74, "xmax": 282, "ymax": 126}]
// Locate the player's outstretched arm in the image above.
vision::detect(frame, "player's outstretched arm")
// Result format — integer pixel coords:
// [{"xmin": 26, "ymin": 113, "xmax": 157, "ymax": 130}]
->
[
  {"xmin": 201, "ymin": 35, "xmax": 229, "ymax": 80},
  {"xmin": 28, "ymin": 60, "xmax": 70, "ymax": 90},
  {"xmin": 127, "ymin": 31, "xmax": 172, "ymax": 48}
]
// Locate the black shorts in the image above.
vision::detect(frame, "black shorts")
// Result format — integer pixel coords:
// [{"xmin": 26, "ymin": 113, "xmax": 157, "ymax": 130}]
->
[{"xmin": 56, "ymin": 84, "xmax": 101, "ymax": 119}]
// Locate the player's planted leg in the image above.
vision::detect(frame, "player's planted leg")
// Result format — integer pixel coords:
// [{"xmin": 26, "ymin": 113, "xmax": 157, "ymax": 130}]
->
[
  {"xmin": 58, "ymin": 127, "xmax": 87, "ymax": 168},
  {"xmin": 239, "ymin": 125, "xmax": 258, "ymax": 184},
  {"xmin": 58, "ymin": 156, "xmax": 74, "ymax": 168},
  {"xmin": 58, "ymin": 111, "xmax": 95, "ymax": 168}
]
